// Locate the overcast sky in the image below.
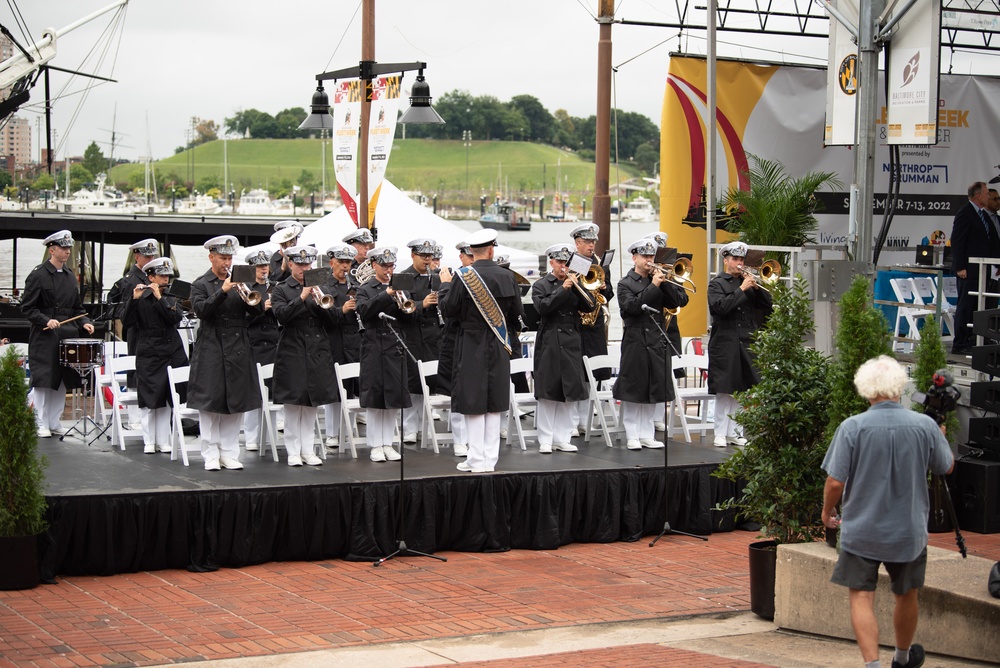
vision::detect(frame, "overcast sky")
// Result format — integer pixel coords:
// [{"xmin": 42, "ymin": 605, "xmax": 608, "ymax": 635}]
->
[{"xmin": 7, "ymin": 0, "xmax": 990, "ymax": 163}]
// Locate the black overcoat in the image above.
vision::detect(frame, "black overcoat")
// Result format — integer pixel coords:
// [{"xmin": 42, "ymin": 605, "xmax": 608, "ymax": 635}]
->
[
  {"xmin": 612, "ymin": 270, "xmax": 688, "ymax": 403},
  {"xmin": 21, "ymin": 261, "xmax": 91, "ymax": 390},
  {"xmin": 324, "ymin": 279, "xmax": 362, "ymax": 399},
  {"xmin": 356, "ymin": 278, "xmax": 412, "ymax": 410},
  {"xmin": 707, "ymin": 271, "xmax": 773, "ymax": 395},
  {"xmin": 530, "ymin": 273, "xmax": 592, "ymax": 402},
  {"xmin": 270, "ymin": 277, "xmax": 338, "ymax": 407},
  {"xmin": 580, "ymin": 255, "xmax": 614, "ymax": 381},
  {"xmin": 440, "ymin": 260, "xmax": 522, "ymax": 414},
  {"xmin": 397, "ymin": 266, "xmax": 443, "ymax": 394},
  {"xmin": 123, "ymin": 290, "xmax": 188, "ymax": 408},
  {"xmin": 186, "ymin": 269, "xmax": 264, "ymax": 414},
  {"xmin": 246, "ymin": 281, "xmax": 279, "ymax": 367}
]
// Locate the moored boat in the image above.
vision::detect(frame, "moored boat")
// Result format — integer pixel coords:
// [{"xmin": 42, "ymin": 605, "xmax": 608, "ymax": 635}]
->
[{"xmin": 478, "ymin": 201, "xmax": 531, "ymax": 231}]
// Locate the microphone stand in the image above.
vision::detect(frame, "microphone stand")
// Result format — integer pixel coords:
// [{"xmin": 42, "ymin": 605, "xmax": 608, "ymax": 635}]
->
[
  {"xmin": 374, "ymin": 316, "xmax": 447, "ymax": 566},
  {"xmin": 643, "ymin": 306, "xmax": 707, "ymax": 546}
]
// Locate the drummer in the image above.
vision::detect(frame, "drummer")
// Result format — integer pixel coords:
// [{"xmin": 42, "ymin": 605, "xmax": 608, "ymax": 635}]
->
[
  {"xmin": 20, "ymin": 230, "xmax": 95, "ymax": 438},
  {"xmin": 123, "ymin": 257, "xmax": 189, "ymax": 454}
]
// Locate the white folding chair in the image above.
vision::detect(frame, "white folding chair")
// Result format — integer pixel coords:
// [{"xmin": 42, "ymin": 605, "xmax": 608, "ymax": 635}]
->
[
  {"xmin": 107, "ymin": 355, "xmax": 142, "ymax": 451},
  {"xmin": 507, "ymin": 357, "xmax": 538, "ymax": 451},
  {"xmin": 889, "ymin": 277, "xmax": 923, "ymax": 353},
  {"xmin": 416, "ymin": 360, "xmax": 450, "ymax": 454},
  {"xmin": 93, "ymin": 340, "xmax": 128, "ymax": 427},
  {"xmin": 667, "ymin": 353, "xmax": 715, "ymax": 443},
  {"xmin": 583, "ymin": 353, "xmax": 626, "ymax": 447},
  {"xmin": 255, "ymin": 363, "xmax": 284, "ymax": 462},
  {"xmin": 333, "ymin": 362, "xmax": 364, "ymax": 458},
  {"xmin": 910, "ymin": 276, "xmax": 956, "ymax": 340},
  {"xmin": 165, "ymin": 365, "xmax": 201, "ymax": 466}
]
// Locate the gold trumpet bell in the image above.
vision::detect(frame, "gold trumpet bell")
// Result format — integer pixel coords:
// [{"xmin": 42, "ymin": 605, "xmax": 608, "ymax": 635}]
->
[{"xmin": 759, "ymin": 260, "xmax": 782, "ymax": 285}]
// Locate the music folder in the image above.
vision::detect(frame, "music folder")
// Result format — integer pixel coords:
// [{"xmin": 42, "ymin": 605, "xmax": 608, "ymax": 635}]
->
[
  {"xmin": 230, "ymin": 264, "xmax": 256, "ymax": 284},
  {"xmin": 391, "ymin": 273, "xmax": 415, "ymax": 291},
  {"xmin": 165, "ymin": 280, "xmax": 192, "ymax": 300},
  {"xmin": 567, "ymin": 253, "xmax": 594, "ymax": 276},
  {"xmin": 600, "ymin": 249, "xmax": 615, "ymax": 270},
  {"xmin": 302, "ymin": 267, "xmax": 332, "ymax": 287}
]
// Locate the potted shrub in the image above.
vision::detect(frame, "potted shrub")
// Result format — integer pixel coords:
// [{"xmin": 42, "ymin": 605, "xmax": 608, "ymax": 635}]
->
[
  {"xmin": 713, "ymin": 278, "xmax": 831, "ymax": 619},
  {"xmin": 0, "ymin": 346, "xmax": 48, "ymax": 590}
]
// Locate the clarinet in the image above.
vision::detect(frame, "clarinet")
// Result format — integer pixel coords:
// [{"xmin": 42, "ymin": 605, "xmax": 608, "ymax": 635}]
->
[
  {"xmin": 346, "ymin": 287, "xmax": 364, "ymax": 332},
  {"xmin": 429, "ymin": 270, "xmax": 446, "ymax": 327}
]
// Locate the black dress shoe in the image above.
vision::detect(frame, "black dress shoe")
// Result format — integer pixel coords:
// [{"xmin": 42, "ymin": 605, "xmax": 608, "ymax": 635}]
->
[
  {"xmin": 951, "ymin": 345, "xmax": 971, "ymax": 355},
  {"xmin": 891, "ymin": 643, "xmax": 925, "ymax": 668}
]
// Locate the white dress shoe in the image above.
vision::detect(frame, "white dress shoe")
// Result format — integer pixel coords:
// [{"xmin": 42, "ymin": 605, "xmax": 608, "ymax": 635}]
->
[
  {"xmin": 220, "ymin": 457, "xmax": 244, "ymax": 470},
  {"xmin": 457, "ymin": 461, "xmax": 489, "ymax": 473},
  {"xmin": 713, "ymin": 436, "xmax": 729, "ymax": 447},
  {"xmin": 402, "ymin": 432, "xmax": 418, "ymax": 444},
  {"xmin": 325, "ymin": 436, "xmax": 339, "ymax": 448},
  {"xmin": 383, "ymin": 445, "xmax": 401, "ymax": 461},
  {"xmin": 245, "ymin": 442, "xmax": 259, "ymax": 452},
  {"xmin": 144, "ymin": 444, "xmax": 156, "ymax": 454},
  {"xmin": 538, "ymin": 443, "xmax": 553, "ymax": 454},
  {"xmin": 287, "ymin": 455, "xmax": 303, "ymax": 467},
  {"xmin": 570, "ymin": 426, "xmax": 581, "ymax": 437},
  {"xmin": 626, "ymin": 439, "xmax": 642, "ymax": 450},
  {"xmin": 36, "ymin": 427, "xmax": 51, "ymax": 438},
  {"xmin": 432, "ymin": 410, "xmax": 443, "ymax": 421},
  {"xmin": 653, "ymin": 421, "xmax": 666, "ymax": 431},
  {"xmin": 49, "ymin": 426, "xmax": 65, "ymax": 436},
  {"xmin": 553, "ymin": 442, "xmax": 578, "ymax": 452},
  {"xmin": 204, "ymin": 458, "xmax": 221, "ymax": 471},
  {"xmin": 640, "ymin": 438, "xmax": 664, "ymax": 449},
  {"xmin": 453, "ymin": 443, "xmax": 469, "ymax": 457},
  {"xmin": 370, "ymin": 446, "xmax": 386, "ymax": 462},
  {"xmin": 157, "ymin": 444, "xmax": 172, "ymax": 453},
  {"xmin": 727, "ymin": 436, "xmax": 748, "ymax": 446},
  {"xmin": 275, "ymin": 420, "xmax": 285, "ymax": 431},
  {"xmin": 499, "ymin": 428, "xmax": 508, "ymax": 439},
  {"xmin": 302, "ymin": 453, "xmax": 323, "ymax": 466}
]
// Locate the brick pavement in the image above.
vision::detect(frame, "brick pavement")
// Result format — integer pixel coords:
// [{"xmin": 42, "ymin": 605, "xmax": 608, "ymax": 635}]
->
[{"xmin": 1, "ymin": 529, "xmax": 997, "ymax": 667}]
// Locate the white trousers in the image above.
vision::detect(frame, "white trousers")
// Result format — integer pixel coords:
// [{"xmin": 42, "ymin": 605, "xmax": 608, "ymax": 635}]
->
[
  {"xmin": 403, "ymin": 394, "xmax": 422, "ymax": 435},
  {"xmin": 466, "ymin": 413, "xmax": 501, "ymax": 471},
  {"xmin": 283, "ymin": 404, "xmax": 317, "ymax": 459},
  {"xmin": 322, "ymin": 402, "xmax": 342, "ymax": 439},
  {"xmin": 366, "ymin": 408, "xmax": 397, "ymax": 447},
  {"xmin": 199, "ymin": 411, "xmax": 242, "ymax": 461},
  {"xmin": 572, "ymin": 399, "xmax": 592, "ymax": 429},
  {"xmin": 243, "ymin": 408, "xmax": 261, "ymax": 446},
  {"xmin": 31, "ymin": 384, "xmax": 66, "ymax": 430},
  {"xmin": 714, "ymin": 393, "xmax": 742, "ymax": 439},
  {"xmin": 140, "ymin": 406, "xmax": 171, "ymax": 447},
  {"xmin": 621, "ymin": 401, "xmax": 656, "ymax": 440},
  {"xmin": 654, "ymin": 402, "xmax": 666, "ymax": 424},
  {"xmin": 127, "ymin": 402, "xmax": 141, "ymax": 427},
  {"xmin": 537, "ymin": 399, "xmax": 574, "ymax": 446},
  {"xmin": 451, "ymin": 411, "xmax": 468, "ymax": 445}
]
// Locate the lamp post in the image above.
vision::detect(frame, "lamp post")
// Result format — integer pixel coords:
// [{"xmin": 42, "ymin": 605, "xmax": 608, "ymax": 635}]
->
[
  {"xmin": 463, "ymin": 129, "xmax": 471, "ymax": 196},
  {"xmin": 171, "ymin": 187, "xmax": 176, "ymax": 213}
]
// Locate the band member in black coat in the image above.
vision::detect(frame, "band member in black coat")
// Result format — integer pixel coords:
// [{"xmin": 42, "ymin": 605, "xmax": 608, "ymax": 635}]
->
[
  {"xmin": 356, "ymin": 246, "xmax": 410, "ymax": 463},
  {"xmin": 320, "ymin": 243, "xmax": 362, "ymax": 449},
  {"xmin": 242, "ymin": 249, "xmax": 280, "ymax": 453},
  {"xmin": 21, "ymin": 230, "xmax": 95, "ymax": 437},
  {"xmin": 123, "ymin": 257, "xmax": 188, "ymax": 454},
  {"xmin": 439, "ymin": 228, "xmax": 522, "ymax": 472},
  {"xmin": 397, "ymin": 238, "xmax": 443, "ymax": 444},
  {"xmin": 271, "ymin": 245, "xmax": 338, "ymax": 467},
  {"xmin": 613, "ymin": 237, "xmax": 688, "ymax": 449},
  {"xmin": 643, "ymin": 231, "xmax": 684, "ymax": 431},
  {"xmin": 437, "ymin": 242, "xmax": 475, "ymax": 457},
  {"xmin": 569, "ymin": 223, "xmax": 614, "ymax": 434},
  {"xmin": 707, "ymin": 241, "xmax": 773, "ymax": 447},
  {"xmin": 188, "ymin": 235, "xmax": 264, "ymax": 471},
  {"xmin": 950, "ymin": 181, "xmax": 1000, "ymax": 353},
  {"xmin": 343, "ymin": 227, "xmax": 375, "ymax": 277},
  {"xmin": 267, "ymin": 222, "xmax": 303, "ymax": 284},
  {"xmin": 531, "ymin": 243, "xmax": 595, "ymax": 454}
]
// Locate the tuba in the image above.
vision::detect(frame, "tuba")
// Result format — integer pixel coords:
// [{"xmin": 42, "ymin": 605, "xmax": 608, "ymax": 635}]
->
[
  {"xmin": 577, "ymin": 264, "xmax": 606, "ymax": 327},
  {"xmin": 741, "ymin": 259, "xmax": 781, "ymax": 291}
]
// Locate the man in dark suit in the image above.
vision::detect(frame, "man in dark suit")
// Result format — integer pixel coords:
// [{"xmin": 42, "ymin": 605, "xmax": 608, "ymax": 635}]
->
[{"xmin": 950, "ymin": 181, "xmax": 998, "ymax": 354}]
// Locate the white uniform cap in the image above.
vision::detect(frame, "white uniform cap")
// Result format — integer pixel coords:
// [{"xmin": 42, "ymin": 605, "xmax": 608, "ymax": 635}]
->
[
  {"xmin": 204, "ymin": 235, "xmax": 239, "ymax": 255},
  {"xmin": 369, "ymin": 246, "xmax": 398, "ymax": 265},
  {"xmin": 431, "ymin": 244, "xmax": 443, "ymax": 260},
  {"xmin": 326, "ymin": 243, "xmax": 358, "ymax": 261},
  {"xmin": 245, "ymin": 249, "xmax": 272, "ymax": 266},
  {"xmin": 273, "ymin": 219, "xmax": 299, "ymax": 232},
  {"xmin": 270, "ymin": 224, "xmax": 303, "ymax": 245},
  {"xmin": 643, "ymin": 231, "xmax": 668, "ymax": 249},
  {"xmin": 627, "ymin": 238, "xmax": 657, "ymax": 256},
  {"xmin": 129, "ymin": 238, "xmax": 158, "ymax": 256},
  {"xmin": 544, "ymin": 244, "xmax": 573, "ymax": 261},
  {"xmin": 455, "ymin": 241, "xmax": 472, "ymax": 256},
  {"xmin": 343, "ymin": 228, "xmax": 375, "ymax": 245},
  {"xmin": 720, "ymin": 241, "xmax": 748, "ymax": 258},
  {"xmin": 570, "ymin": 223, "xmax": 599, "ymax": 240},
  {"xmin": 42, "ymin": 230, "xmax": 73, "ymax": 247},
  {"xmin": 495, "ymin": 254, "xmax": 510, "ymax": 266},
  {"xmin": 407, "ymin": 238, "xmax": 437, "ymax": 255},
  {"xmin": 467, "ymin": 228, "xmax": 498, "ymax": 248},
  {"xmin": 284, "ymin": 245, "xmax": 318, "ymax": 265},
  {"xmin": 144, "ymin": 257, "xmax": 174, "ymax": 275}
]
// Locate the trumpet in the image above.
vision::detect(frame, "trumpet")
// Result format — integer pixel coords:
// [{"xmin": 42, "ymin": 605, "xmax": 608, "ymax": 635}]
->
[
  {"xmin": 741, "ymin": 259, "xmax": 781, "ymax": 291},
  {"xmin": 226, "ymin": 268, "xmax": 262, "ymax": 306},
  {"xmin": 311, "ymin": 286, "xmax": 335, "ymax": 309},
  {"xmin": 392, "ymin": 289, "xmax": 416, "ymax": 314},
  {"xmin": 650, "ymin": 257, "xmax": 697, "ymax": 293}
]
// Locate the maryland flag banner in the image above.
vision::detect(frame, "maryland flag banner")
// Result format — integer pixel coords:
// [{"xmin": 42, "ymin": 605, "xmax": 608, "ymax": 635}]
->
[
  {"xmin": 366, "ymin": 75, "xmax": 401, "ymax": 227},
  {"xmin": 333, "ymin": 80, "xmax": 362, "ymax": 226}
]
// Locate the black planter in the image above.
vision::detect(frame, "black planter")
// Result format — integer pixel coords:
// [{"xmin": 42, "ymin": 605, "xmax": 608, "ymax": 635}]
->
[
  {"xmin": 0, "ymin": 535, "xmax": 40, "ymax": 590},
  {"xmin": 748, "ymin": 539, "xmax": 777, "ymax": 620}
]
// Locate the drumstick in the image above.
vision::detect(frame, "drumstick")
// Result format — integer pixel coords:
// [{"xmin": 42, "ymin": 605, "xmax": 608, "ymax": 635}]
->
[{"xmin": 43, "ymin": 313, "xmax": 87, "ymax": 331}]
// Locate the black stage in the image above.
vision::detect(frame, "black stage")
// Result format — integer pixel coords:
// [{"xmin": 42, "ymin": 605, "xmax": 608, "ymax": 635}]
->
[{"xmin": 38, "ymin": 430, "xmax": 744, "ymax": 578}]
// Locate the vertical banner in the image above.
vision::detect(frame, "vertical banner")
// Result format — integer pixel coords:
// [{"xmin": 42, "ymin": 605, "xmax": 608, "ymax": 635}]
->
[
  {"xmin": 825, "ymin": 0, "xmax": 860, "ymax": 146},
  {"xmin": 333, "ymin": 80, "xmax": 361, "ymax": 226},
  {"xmin": 886, "ymin": 0, "xmax": 941, "ymax": 145},
  {"xmin": 366, "ymin": 75, "xmax": 401, "ymax": 226}
]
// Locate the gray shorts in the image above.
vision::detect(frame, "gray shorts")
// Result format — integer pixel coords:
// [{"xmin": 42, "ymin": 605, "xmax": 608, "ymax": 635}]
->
[{"xmin": 831, "ymin": 547, "xmax": 927, "ymax": 595}]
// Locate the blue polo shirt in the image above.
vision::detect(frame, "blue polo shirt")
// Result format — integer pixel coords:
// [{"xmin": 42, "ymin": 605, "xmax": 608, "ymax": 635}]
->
[{"xmin": 822, "ymin": 401, "xmax": 953, "ymax": 562}]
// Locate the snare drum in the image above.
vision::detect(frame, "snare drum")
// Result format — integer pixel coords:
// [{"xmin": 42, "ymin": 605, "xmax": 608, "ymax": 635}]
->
[{"xmin": 60, "ymin": 338, "xmax": 104, "ymax": 370}]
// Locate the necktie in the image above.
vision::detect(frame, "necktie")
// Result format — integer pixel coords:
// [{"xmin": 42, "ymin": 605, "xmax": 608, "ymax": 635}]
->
[{"xmin": 981, "ymin": 209, "xmax": 993, "ymax": 241}]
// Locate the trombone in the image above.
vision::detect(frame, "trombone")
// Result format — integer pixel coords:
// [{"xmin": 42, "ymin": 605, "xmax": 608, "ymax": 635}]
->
[
  {"xmin": 741, "ymin": 259, "xmax": 782, "ymax": 291},
  {"xmin": 226, "ymin": 268, "xmax": 262, "ymax": 306},
  {"xmin": 569, "ymin": 264, "xmax": 603, "ymax": 312},
  {"xmin": 651, "ymin": 257, "xmax": 697, "ymax": 293}
]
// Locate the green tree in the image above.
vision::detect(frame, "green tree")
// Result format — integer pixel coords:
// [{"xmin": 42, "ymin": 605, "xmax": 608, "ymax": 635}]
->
[
  {"xmin": 225, "ymin": 109, "xmax": 278, "ymax": 138},
  {"xmin": 274, "ymin": 107, "xmax": 308, "ymax": 138},
  {"xmin": 297, "ymin": 169, "xmax": 318, "ymax": 194},
  {"xmin": 32, "ymin": 172, "xmax": 55, "ymax": 191},
  {"xmin": 0, "ymin": 169, "xmax": 12, "ymax": 190},
  {"xmin": 0, "ymin": 347, "xmax": 48, "ymax": 537},
  {"xmin": 633, "ymin": 141, "xmax": 659, "ymax": 174},
  {"xmin": 68, "ymin": 164, "xmax": 94, "ymax": 192},
  {"xmin": 82, "ymin": 141, "xmax": 107, "ymax": 175},
  {"xmin": 191, "ymin": 118, "xmax": 218, "ymax": 146},
  {"xmin": 509, "ymin": 95, "xmax": 553, "ymax": 142}
]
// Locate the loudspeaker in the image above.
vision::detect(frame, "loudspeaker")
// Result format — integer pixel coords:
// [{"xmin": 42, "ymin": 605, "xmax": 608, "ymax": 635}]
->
[
  {"xmin": 915, "ymin": 245, "xmax": 934, "ymax": 266},
  {"xmin": 970, "ymin": 345, "xmax": 1000, "ymax": 376},
  {"xmin": 973, "ymin": 308, "xmax": 1000, "ymax": 339},
  {"xmin": 970, "ymin": 381, "xmax": 1000, "ymax": 413},
  {"xmin": 952, "ymin": 458, "xmax": 1000, "ymax": 533},
  {"xmin": 967, "ymin": 417, "xmax": 1000, "ymax": 460}
]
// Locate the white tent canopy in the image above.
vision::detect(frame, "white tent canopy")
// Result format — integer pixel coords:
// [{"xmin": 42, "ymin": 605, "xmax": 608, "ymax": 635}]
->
[{"xmin": 299, "ymin": 180, "xmax": 541, "ymax": 277}]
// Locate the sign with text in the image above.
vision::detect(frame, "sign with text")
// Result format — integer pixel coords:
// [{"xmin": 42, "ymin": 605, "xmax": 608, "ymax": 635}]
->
[
  {"xmin": 366, "ymin": 75, "xmax": 401, "ymax": 227},
  {"xmin": 333, "ymin": 80, "xmax": 362, "ymax": 226}
]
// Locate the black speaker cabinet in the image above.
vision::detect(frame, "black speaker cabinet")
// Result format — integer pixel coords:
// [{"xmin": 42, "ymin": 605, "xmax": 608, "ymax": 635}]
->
[
  {"xmin": 970, "ymin": 381, "xmax": 1000, "ymax": 413},
  {"xmin": 974, "ymin": 308, "xmax": 1000, "ymax": 340},
  {"xmin": 952, "ymin": 458, "xmax": 1000, "ymax": 534},
  {"xmin": 971, "ymin": 345, "xmax": 1000, "ymax": 376}
]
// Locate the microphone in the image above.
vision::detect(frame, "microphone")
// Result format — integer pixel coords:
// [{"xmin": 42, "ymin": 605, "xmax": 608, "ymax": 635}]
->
[
  {"xmin": 641, "ymin": 304, "xmax": 660, "ymax": 315},
  {"xmin": 379, "ymin": 312, "xmax": 397, "ymax": 322}
]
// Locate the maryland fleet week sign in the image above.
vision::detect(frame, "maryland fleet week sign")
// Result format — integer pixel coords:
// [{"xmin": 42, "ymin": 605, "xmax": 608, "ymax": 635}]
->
[{"xmin": 660, "ymin": 55, "xmax": 1000, "ymax": 335}]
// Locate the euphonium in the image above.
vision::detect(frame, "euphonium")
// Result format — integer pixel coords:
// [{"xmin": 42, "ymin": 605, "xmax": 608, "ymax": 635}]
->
[
  {"xmin": 577, "ymin": 264, "xmax": 607, "ymax": 327},
  {"xmin": 311, "ymin": 286, "xmax": 335, "ymax": 309},
  {"xmin": 393, "ymin": 290, "xmax": 416, "ymax": 314},
  {"xmin": 226, "ymin": 268, "xmax": 262, "ymax": 306},
  {"xmin": 350, "ymin": 258, "xmax": 375, "ymax": 285},
  {"xmin": 741, "ymin": 259, "xmax": 781, "ymax": 291}
]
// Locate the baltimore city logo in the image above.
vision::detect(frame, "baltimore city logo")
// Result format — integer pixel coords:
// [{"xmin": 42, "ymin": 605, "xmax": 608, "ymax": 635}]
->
[
  {"xmin": 839, "ymin": 54, "xmax": 858, "ymax": 95},
  {"xmin": 901, "ymin": 52, "xmax": 919, "ymax": 87}
]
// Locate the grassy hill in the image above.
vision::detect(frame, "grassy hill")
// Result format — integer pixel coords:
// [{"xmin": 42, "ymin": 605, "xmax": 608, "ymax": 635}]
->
[{"xmin": 109, "ymin": 138, "xmax": 640, "ymax": 208}]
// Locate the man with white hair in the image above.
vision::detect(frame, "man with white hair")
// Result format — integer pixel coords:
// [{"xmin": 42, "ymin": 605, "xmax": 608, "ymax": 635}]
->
[{"xmin": 822, "ymin": 356, "xmax": 953, "ymax": 668}]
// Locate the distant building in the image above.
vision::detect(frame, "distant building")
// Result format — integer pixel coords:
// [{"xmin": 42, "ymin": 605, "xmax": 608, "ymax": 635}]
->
[{"xmin": 0, "ymin": 116, "xmax": 31, "ymax": 169}]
